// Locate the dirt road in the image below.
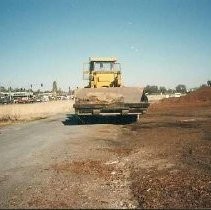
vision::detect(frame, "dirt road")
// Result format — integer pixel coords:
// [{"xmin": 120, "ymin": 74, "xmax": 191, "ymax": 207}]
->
[
  {"xmin": 0, "ymin": 114, "xmax": 139, "ymax": 208},
  {"xmin": 0, "ymin": 88, "xmax": 211, "ymax": 209}
]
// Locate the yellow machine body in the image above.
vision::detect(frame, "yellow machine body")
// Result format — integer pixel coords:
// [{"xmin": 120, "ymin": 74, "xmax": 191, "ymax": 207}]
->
[{"xmin": 83, "ymin": 57, "xmax": 122, "ymax": 88}]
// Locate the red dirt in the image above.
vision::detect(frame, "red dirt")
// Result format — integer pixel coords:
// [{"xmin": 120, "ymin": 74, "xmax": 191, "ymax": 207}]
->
[
  {"xmin": 124, "ymin": 87, "xmax": 211, "ymax": 208},
  {"xmin": 52, "ymin": 160, "xmax": 114, "ymax": 179},
  {"xmin": 160, "ymin": 87, "xmax": 211, "ymax": 105}
]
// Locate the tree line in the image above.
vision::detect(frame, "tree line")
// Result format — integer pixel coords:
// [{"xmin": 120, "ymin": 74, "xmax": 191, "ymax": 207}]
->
[
  {"xmin": 1, "ymin": 80, "xmax": 210, "ymax": 95},
  {"xmin": 0, "ymin": 81, "xmax": 73, "ymax": 95},
  {"xmin": 144, "ymin": 84, "xmax": 187, "ymax": 94},
  {"xmin": 145, "ymin": 81, "xmax": 211, "ymax": 94}
]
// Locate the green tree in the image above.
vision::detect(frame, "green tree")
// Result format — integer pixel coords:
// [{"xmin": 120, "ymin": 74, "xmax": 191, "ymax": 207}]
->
[
  {"xmin": 166, "ymin": 88, "xmax": 175, "ymax": 94},
  {"xmin": 0, "ymin": 86, "xmax": 7, "ymax": 92},
  {"xmin": 175, "ymin": 84, "xmax": 187, "ymax": 93},
  {"xmin": 159, "ymin": 86, "xmax": 167, "ymax": 94},
  {"xmin": 145, "ymin": 85, "xmax": 159, "ymax": 94}
]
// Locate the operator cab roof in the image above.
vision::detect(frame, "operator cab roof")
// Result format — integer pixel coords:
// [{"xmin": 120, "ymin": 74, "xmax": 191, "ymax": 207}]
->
[{"xmin": 89, "ymin": 57, "xmax": 117, "ymax": 62}]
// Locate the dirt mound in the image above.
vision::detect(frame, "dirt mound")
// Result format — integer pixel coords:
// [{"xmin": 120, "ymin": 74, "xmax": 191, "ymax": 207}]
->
[
  {"xmin": 87, "ymin": 92, "xmax": 124, "ymax": 104},
  {"xmin": 181, "ymin": 87, "xmax": 211, "ymax": 102},
  {"xmin": 162, "ymin": 87, "xmax": 211, "ymax": 105}
]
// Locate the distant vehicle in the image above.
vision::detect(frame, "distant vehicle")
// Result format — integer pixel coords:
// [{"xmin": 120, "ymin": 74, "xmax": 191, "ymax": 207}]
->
[
  {"xmin": 36, "ymin": 98, "xmax": 42, "ymax": 102},
  {"xmin": 12, "ymin": 92, "xmax": 34, "ymax": 104},
  {"xmin": 13, "ymin": 97, "xmax": 35, "ymax": 104},
  {"xmin": 41, "ymin": 96, "xmax": 49, "ymax": 102},
  {"xmin": 28, "ymin": 98, "xmax": 35, "ymax": 103},
  {"xmin": 174, "ymin": 93, "xmax": 182, "ymax": 97},
  {"xmin": 15, "ymin": 97, "xmax": 27, "ymax": 104},
  {"xmin": 13, "ymin": 99, "xmax": 18, "ymax": 104},
  {"xmin": 0, "ymin": 96, "xmax": 13, "ymax": 104}
]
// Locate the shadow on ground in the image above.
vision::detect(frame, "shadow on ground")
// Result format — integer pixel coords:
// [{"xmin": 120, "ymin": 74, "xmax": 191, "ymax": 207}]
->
[{"xmin": 62, "ymin": 114, "xmax": 137, "ymax": 125}]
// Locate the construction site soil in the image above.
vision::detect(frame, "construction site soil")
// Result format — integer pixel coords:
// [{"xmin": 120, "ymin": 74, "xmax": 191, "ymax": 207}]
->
[
  {"xmin": 128, "ymin": 87, "xmax": 211, "ymax": 208},
  {"xmin": 1, "ymin": 87, "xmax": 211, "ymax": 208},
  {"xmin": 43, "ymin": 87, "xmax": 211, "ymax": 208}
]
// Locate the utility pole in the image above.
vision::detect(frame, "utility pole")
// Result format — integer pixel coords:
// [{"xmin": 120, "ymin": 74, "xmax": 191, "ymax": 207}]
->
[
  {"xmin": 9, "ymin": 87, "xmax": 12, "ymax": 102},
  {"xmin": 30, "ymin": 83, "xmax": 44, "ymax": 91},
  {"xmin": 29, "ymin": 83, "xmax": 44, "ymax": 99}
]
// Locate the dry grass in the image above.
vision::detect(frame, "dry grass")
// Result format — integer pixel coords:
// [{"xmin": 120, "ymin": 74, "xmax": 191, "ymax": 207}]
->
[{"xmin": 0, "ymin": 100, "xmax": 74, "ymax": 123}]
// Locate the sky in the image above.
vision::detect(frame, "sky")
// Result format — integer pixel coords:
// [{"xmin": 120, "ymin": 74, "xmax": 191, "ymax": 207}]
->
[{"xmin": 0, "ymin": 0, "xmax": 211, "ymax": 91}]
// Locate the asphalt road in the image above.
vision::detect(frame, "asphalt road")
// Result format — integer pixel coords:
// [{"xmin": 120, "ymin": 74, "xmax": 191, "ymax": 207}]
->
[{"xmin": 0, "ymin": 114, "xmax": 137, "ymax": 208}]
